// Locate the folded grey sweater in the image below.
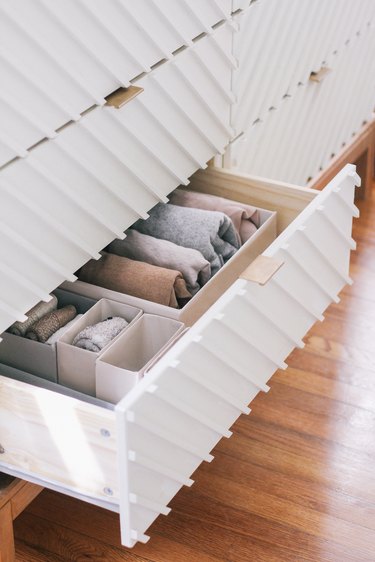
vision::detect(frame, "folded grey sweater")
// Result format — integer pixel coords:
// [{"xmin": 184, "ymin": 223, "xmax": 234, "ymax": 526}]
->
[
  {"xmin": 132, "ymin": 203, "xmax": 240, "ymax": 276},
  {"xmin": 107, "ymin": 230, "xmax": 211, "ymax": 295}
]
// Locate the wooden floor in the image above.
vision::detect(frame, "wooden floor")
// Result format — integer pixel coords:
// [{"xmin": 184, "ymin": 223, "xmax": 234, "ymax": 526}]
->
[{"xmin": 13, "ymin": 188, "xmax": 375, "ymax": 561}]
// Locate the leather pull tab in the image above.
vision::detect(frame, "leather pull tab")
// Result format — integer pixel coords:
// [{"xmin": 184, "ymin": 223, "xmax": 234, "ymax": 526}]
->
[
  {"xmin": 240, "ymin": 255, "xmax": 284, "ymax": 285},
  {"xmin": 106, "ymin": 86, "xmax": 144, "ymax": 109}
]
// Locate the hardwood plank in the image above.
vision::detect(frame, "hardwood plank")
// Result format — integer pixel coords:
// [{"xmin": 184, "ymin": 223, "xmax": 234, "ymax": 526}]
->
[
  {"xmin": 14, "ymin": 512, "xmax": 151, "ymax": 562},
  {"xmin": 15, "ymin": 542, "xmax": 64, "ymax": 562},
  {"xmin": 22, "ymin": 490, "xmax": 225, "ymax": 562},
  {"xmin": 0, "ymin": 502, "xmax": 15, "ymax": 562},
  {"xmin": 10, "ymin": 482, "xmax": 42, "ymax": 520}
]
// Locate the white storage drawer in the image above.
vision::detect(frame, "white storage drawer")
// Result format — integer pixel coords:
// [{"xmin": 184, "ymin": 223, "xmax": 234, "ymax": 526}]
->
[
  {"xmin": 232, "ymin": 0, "xmax": 375, "ymax": 135},
  {"xmin": 0, "ymin": 163, "xmax": 359, "ymax": 547},
  {"xmin": 0, "ymin": 0, "xmax": 234, "ymax": 167},
  {"xmin": 228, "ymin": 24, "xmax": 375, "ymax": 185},
  {"xmin": 0, "ymin": 23, "xmax": 235, "ymax": 338}
]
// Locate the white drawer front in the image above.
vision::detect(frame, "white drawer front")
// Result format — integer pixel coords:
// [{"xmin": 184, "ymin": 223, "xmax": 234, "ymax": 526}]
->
[
  {"xmin": 0, "ymin": 0, "xmax": 233, "ymax": 167},
  {"xmin": 228, "ymin": 25, "xmax": 375, "ymax": 185},
  {"xmin": 0, "ymin": 25, "xmax": 235, "ymax": 339},
  {"xmin": 115, "ymin": 165, "xmax": 359, "ymax": 547},
  {"xmin": 232, "ymin": 0, "xmax": 375, "ymax": 135}
]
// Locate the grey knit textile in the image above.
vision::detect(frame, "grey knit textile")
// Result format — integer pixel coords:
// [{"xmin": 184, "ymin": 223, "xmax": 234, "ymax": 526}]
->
[
  {"xmin": 8, "ymin": 295, "xmax": 58, "ymax": 337},
  {"xmin": 46, "ymin": 314, "xmax": 83, "ymax": 346},
  {"xmin": 72, "ymin": 317, "xmax": 128, "ymax": 353},
  {"xmin": 132, "ymin": 203, "xmax": 240, "ymax": 276},
  {"xmin": 107, "ymin": 230, "xmax": 211, "ymax": 295}
]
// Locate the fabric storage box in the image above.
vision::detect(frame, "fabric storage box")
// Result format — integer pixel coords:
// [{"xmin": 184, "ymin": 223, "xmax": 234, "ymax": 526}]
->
[
  {"xmin": 57, "ymin": 298, "xmax": 142, "ymax": 396},
  {"xmin": 63, "ymin": 192, "xmax": 277, "ymax": 327},
  {"xmin": 0, "ymin": 289, "xmax": 97, "ymax": 383},
  {"xmin": 96, "ymin": 314, "xmax": 185, "ymax": 403}
]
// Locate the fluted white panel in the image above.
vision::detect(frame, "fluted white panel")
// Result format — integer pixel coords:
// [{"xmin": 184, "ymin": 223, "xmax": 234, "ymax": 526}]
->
[
  {"xmin": 116, "ymin": 165, "xmax": 358, "ymax": 547},
  {"xmin": 0, "ymin": 0, "xmax": 233, "ymax": 167},
  {"xmin": 232, "ymin": 0, "xmax": 375, "ymax": 135},
  {"xmin": 228, "ymin": 25, "xmax": 375, "ymax": 185},
  {"xmin": 0, "ymin": 25, "xmax": 234, "ymax": 338}
]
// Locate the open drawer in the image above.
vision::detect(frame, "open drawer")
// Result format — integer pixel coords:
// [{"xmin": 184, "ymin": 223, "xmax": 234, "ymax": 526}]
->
[{"xmin": 0, "ymin": 163, "xmax": 359, "ymax": 547}]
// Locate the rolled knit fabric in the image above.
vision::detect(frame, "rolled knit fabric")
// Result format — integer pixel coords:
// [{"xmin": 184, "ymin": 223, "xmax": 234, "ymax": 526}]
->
[
  {"xmin": 26, "ymin": 305, "xmax": 77, "ymax": 343},
  {"xmin": 8, "ymin": 295, "xmax": 58, "ymax": 337},
  {"xmin": 72, "ymin": 317, "xmax": 128, "ymax": 352},
  {"xmin": 77, "ymin": 252, "xmax": 192, "ymax": 308},
  {"xmin": 132, "ymin": 203, "xmax": 240, "ymax": 276},
  {"xmin": 46, "ymin": 314, "xmax": 83, "ymax": 346},
  {"xmin": 169, "ymin": 188, "xmax": 260, "ymax": 244},
  {"xmin": 107, "ymin": 230, "xmax": 211, "ymax": 295}
]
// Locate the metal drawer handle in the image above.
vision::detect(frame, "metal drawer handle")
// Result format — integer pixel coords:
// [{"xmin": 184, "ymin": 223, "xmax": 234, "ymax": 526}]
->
[
  {"xmin": 105, "ymin": 85, "xmax": 144, "ymax": 109},
  {"xmin": 309, "ymin": 67, "xmax": 331, "ymax": 83}
]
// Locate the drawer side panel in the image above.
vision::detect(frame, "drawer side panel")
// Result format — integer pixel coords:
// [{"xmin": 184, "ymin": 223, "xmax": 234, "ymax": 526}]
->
[{"xmin": 115, "ymin": 164, "xmax": 358, "ymax": 547}]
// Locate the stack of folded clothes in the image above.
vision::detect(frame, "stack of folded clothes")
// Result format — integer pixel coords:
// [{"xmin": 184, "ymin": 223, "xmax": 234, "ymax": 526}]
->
[
  {"xmin": 77, "ymin": 191, "xmax": 261, "ymax": 308},
  {"xmin": 7, "ymin": 295, "xmax": 79, "ymax": 344},
  {"xmin": 72, "ymin": 317, "xmax": 128, "ymax": 353}
]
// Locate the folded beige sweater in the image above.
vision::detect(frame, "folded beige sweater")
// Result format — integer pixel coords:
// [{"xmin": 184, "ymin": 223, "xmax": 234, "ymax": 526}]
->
[
  {"xmin": 107, "ymin": 230, "xmax": 211, "ymax": 295},
  {"xmin": 77, "ymin": 252, "xmax": 192, "ymax": 308}
]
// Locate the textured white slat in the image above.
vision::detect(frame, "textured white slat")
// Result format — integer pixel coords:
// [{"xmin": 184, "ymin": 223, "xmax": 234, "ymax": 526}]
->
[
  {"xmin": 0, "ymin": 27, "xmax": 234, "ymax": 338},
  {"xmin": 228, "ymin": 24, "xmax": 375, "ymax": 185},
  {"xmin": 0, "ymin": 0, "xmax": 233, "ymax": 168},
  {"xmin": 232, "ymin": 0, "xmax": 375, "ymax": 135},
  {"xmin": 115, "ymin": 165, "xmax": 359, "ymax": 547}
]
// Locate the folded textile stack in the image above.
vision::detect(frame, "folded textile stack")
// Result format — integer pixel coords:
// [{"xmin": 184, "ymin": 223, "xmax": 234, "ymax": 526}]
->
[
  {"xmin": 132, "ymin": 203, "xmax": 240, "ymax": 276},
  {"xmin": 76, "ymin": 191, "xmax": 261, "ymax": 308},
  {"xmin": 46, "ymin": 314, "xmax": 83, "ymax": 345},
  {"xmin": 7, "ymin": 296, "xmax": 80, "ymax": 344},
  {"xmin": 107, "ymin": 230, "xmax": 211, "ymax": 296},
  {"xmin": 169, "ymin": 189, "xmax": 260, "ymax": 244},
  {"xmin": 8, "ymin": 295, "xmax": 58, "ymax": 336},
  {"xmin": 72, "ymin": 317, "xmax": 128, "ymax": 352},
  {"xmin": 77, "ymin": 252, "xmax": 192, "ymax": 308},
  {"xmin": 26, "ymin": 305, "xmax": 77, "ymax": 343}
]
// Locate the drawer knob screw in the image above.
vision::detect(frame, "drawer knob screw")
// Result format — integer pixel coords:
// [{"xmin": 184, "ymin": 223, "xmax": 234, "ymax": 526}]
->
[
  {"xmin": 0, "ymin": 445, "xmax": 4, "ymax": 454},
  {"xmin": 104, "ymin": 487, "xmax": 113, "ymax": 496},
  {"xmin": 100, "ymin": 428, "xmax": 111, "ymax": 438}
]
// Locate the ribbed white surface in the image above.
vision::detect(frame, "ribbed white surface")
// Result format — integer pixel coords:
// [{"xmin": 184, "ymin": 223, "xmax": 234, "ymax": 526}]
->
[
  {"xmin": 115, "ymin": 165, "xmax": 359, "ymax": 547},
  {"xmin": 0, "ymin": 24, "xmax": 235, "ymax": 338},
  {"xmin": 228, "ymin": 25, "xmax": 375, "ymax": 185},
  {"xmin": 0, "ymin": 0, "xmax": 233, "ymax": 167},
  {"xmin": 232, "ymin": 0, "xmax": 375, "ymax": 135}
]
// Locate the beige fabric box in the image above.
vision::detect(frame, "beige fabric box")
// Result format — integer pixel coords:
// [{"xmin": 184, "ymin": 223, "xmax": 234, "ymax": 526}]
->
[
  {"xmin": 62, "ymin": 207, "xmax": 277, "ymax": 327},
  {"xmin": 0, "ymin": 289, "xmax": 97, "ymax": 383},
  {"xmin": 57, "ymin": 299, "xmax": 142, "ymax": 396},
  {"xmin": 96, "ymin": 314, "xmax": 185, "ymax": 404}
]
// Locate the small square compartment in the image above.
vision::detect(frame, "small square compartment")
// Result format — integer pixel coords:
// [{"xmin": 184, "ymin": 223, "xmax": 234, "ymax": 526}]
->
[
  {"xmin": 57, "ymin": 299, "xmax": 142, "ymax": 396},
  {"xmin": 96, "ymin": 314, "xmax": 185, "ymax": 403},
  {"xmin": 0, "ymin": 289, "xmax": 97, "ymax": 383}
]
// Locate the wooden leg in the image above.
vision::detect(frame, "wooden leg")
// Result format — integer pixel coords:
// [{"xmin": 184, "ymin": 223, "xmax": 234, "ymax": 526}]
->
[
  {"xmin": 0, "ymin": 502, "xmax": 15, "ymax": 562},
  {"xmin": 308, "ymin": 119, "xmax": 375, "ymax": 199}
]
